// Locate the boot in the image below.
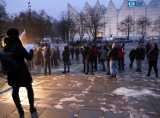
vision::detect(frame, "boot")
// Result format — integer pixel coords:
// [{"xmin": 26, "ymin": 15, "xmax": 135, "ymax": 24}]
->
[
  {"xmin": 155, "ymin": 70, "xmax": 159, "ymax": 78},
  {"xmin": 146, "ymin": 73, "xmax": 150, "ymax": 76},
  {"xmin": 30, "ymin": 107, "xmax": 37, "ymax": 114},
  {"xmin": 156, "ymin": 73, "xmax": 159, "ymax": 78},
  {"xmin": 18, "ymin": 110, "xmax": 24, "ymax": 118},
  {"xmin": 30, "ymin": 107, "xmax": 38, "ymax": 118},
  {"xmin": 106, "ymin": 72, "xmax": 110, "ymax": 75}
]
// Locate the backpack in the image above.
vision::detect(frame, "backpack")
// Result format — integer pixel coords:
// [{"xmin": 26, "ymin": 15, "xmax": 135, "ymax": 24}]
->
[{"xmin": 1, "ymin": 45, "xmax": 19, "ymax": 74}]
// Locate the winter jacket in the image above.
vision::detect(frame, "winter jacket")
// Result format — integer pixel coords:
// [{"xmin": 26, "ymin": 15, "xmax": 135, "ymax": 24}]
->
[
  {"xmin": 3, "ymin": 37, "xmax": 33, "ymax": 86},
  {"xmin": 83, "ymin": 47, "xmax": 90, "ymax": 61},
  {"xmin": 62, "ymin": 46, "xmax": 70, "ymax": 62},
  {"xmin": 135, "ymin": 47, "xmax": 145, "ymax": 60},
  {"xmin": 147, "ymin": 48, "xmax": 159, "ymax": 61},
  {"xmin": 108, "ymin": 48, "xmax": 119, "ymax": 61},
  {"xmin": 100, "ymin": 48, "xmax": 106, "ymax": 60},
  {"xmin": 129, "ymin": 49, "xmax": 136, "ymax": 59},
  {"xmin": 43, "ymin": 46, "xmax": 51, "ymax": 61},
  {"xmin": 33, "ymin": 46, "xmax": 43, "ymax": 65},
  {"xmin": 118, "ymin": 48, "xmax": 125, "ymax": 58}
]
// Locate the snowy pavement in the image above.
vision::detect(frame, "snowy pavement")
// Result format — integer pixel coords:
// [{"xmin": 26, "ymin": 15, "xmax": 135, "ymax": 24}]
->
[{"xmin": 0, "ymin": 42, "xmax": 160, "ymax": 118}]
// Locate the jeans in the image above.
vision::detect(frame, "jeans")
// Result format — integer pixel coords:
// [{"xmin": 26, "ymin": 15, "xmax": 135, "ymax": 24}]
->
[
  {"xmin": 44, "ymin": 59, "xmax": 51, "ymax": 74},
  {"xmin": 129, "ymin": 57, "xmax": 135, "ymax": 68},
  {"xmin": 118, "ymin": 57, "xmax": 124, "ymax": 69},
  {"xmin": 106, "ymin": 60, "xmax": 110, "ymax": 74},
  {"xmin": 84, "ymin": 60, "xmax": 89, "ymax": 73},
  {"xmin": 100, "ymin": 59, "xmax": 106, "ymax": 71},
  {"xmin": 89, "ymin": 61, "xmax": 94, "ymax": 74},
  {"xmin": 110, "ymin": 60, "xmax": 118, "ymax": 76},
  {"xmin": 63, "ymin": 61, "xmax": 70, "ymax": 72}
]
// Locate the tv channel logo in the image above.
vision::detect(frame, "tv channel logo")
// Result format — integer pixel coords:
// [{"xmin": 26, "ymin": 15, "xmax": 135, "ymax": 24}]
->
[{"xmin": 128, "ymin": 1, "xmax": 144, "ymax": 8}]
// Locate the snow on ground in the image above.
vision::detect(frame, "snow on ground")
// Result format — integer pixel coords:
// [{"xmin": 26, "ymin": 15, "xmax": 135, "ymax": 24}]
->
[{"xmin": 113, "ymin": 87, "xmax": 160, "ymax": 98}]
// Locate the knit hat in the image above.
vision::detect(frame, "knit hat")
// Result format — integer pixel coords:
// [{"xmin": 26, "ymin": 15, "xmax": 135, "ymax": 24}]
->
[{"xmin": 6, "ymin": 28, "xmax": 19, "ymax": 37}]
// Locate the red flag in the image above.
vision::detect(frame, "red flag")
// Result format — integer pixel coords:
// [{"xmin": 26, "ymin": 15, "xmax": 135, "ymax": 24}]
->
[{"xmin": 20, "ymin": 29, "xmax": 27, "ymax": 40}]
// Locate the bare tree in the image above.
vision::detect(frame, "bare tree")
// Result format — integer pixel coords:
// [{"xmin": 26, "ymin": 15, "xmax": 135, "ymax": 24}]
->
[
  {"xmin": 57, "ymin": 12, "xmax": 67, "ymax": 42},
  {"xmin": 58, "ymin": 11, "xmax": 76, "ymax": 43},
  {"xmin": 84, "ymin": 6, "xmax": 106, "ymax": 42},
  {"xmin": 13, "ymin": 10, "xmax": 54, "ymax": 43},
  {"xmin": 74, "ymin": 12, "xmax": 86, "ymax": 43},
  {"xmin": 118, "ymin": 15, "xmax": 134, "ymax": 41},
  {"xmin": 68, "ymin": 18, "xmax": 76, "ymax": 42},
  {"xmin": 0, "ymin": 0, "xmax": 10, "ymax": 34},
  {"xmin": 153, "ymin": 15, "xmax": 160, "ymax": 35},
  {"xmin": 136, "ymin": 16, "xmax": 151, "ymax": 41}
]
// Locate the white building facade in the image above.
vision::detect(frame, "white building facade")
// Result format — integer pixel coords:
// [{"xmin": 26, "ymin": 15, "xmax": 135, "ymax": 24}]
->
[{"xmin": 68, "ymin": 0, "xmax": 160, "ymax": 40}]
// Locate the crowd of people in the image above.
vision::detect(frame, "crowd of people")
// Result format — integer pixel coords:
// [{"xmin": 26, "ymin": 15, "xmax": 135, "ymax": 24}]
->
[{"xmin": 24, "ymin": 40, "xmax": 159, "ymax": 79}]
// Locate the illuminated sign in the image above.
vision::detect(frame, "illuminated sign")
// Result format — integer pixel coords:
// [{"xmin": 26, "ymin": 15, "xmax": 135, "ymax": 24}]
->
[
  {"xmin": 97, "ymin": 32, "xmax": 103, "ymax": 38},
  {"xmin": 128, "ymin": 1, "xmax": 144, "ymax": 8},
  {"xmin": 128, "ymin": 1, "xmax": 136, "ymax": 7}
]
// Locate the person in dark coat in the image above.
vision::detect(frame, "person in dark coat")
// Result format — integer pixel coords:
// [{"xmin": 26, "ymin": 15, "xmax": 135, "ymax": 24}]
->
[
  {"xmin": 99, "ymin": 45, "xmax": 107, "ymax": 71},
  {"xmin": 91, "ymin": 45, "xmax": 98, "ymax": 71},
  {"xmin": 145, "ymin": 42, "xmax": 151, "ymax": 62},
  {"xmin": 62, "ymin": 45, "xmax": 70, "ymax": 74},
  {"xmin": 75, "ymin": 46, "xmax": 80, "ymax": 63},
  {"xmin": 88, "ymin": 47, "xmax": 95, "ymax": 75},
  {"xmin": 70, "ymin": 46, "xmax": 74, "ymax": 60},
  {"xmin": 135, "ymin": 43, "xmax": 145, "ymax": 72},
  {"xmin": 53, "ymin": 47, "xmax": 61, "ymax": 66},
  {"xmin": 129, "ymin": 48, "xmax": 136, "ymax": 68},
  {"xmin": 146, "ymin": 43, "xmax": 159, "ymax": 78},
  {"xmin": 83, "ymin": 46, "xmax": 90, "ymax": 74},
  {"xmin": 106, "ymin": 44, "xmax": 111, "ymax": 75},
  {"xmin": 3, "ymin": 28, "xmax": 36, "ymax": 117}
]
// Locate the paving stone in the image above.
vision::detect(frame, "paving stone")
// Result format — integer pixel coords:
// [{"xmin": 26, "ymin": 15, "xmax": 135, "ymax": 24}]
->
[
  {"xmin": 104, "ymin": 111, "xmax": 129, "ymax": 118},
  {"xmin": 78, "ymin": 110, "xmax": 103, "ymax": 118},
  {"xmin": 39, "ymin": 108, "xmax": 71, "ymax": 118},
  {"xmin": 131, "ymin": 102, "xmax": 156, "ymax": 113},
  {"xmin": 151, "ymin": 104, "xmax": 160, "ymax": 114},
  {"xmin": 0, "ymin": 102, "xmax": 16, "ymax": 118},
  {"xmin": 85, "ymin": 93, "xmax": 104, "ymax": 101},
  {"xmin": 149, "ymin": 98, "xmax": 160, "ymax": 104},
  {"xmin": 148, "ymin": 115, "xmax": 160, "ymax": 118},
  {"xmin": 90, "ymin": 84, "xmax": 106, "ymax": 93}
]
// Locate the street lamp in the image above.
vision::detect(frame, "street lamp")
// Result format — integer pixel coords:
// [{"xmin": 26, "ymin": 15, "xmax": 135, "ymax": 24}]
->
[
  {"xmin": 27, "ymin": 2, "xmax": 31, "ymax": 44},
  {"xmin": 28, "ymin": 2, "xmax": 31, "ymax": 12}
]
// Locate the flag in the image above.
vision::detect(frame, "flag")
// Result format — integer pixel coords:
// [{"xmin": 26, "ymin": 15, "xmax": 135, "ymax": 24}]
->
[{"xmin": 20, "ymin": 29, "xmax": 27, "ymax": 41}]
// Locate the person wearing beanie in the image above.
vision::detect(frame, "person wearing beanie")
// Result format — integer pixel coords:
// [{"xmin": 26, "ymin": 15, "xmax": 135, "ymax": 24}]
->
[
  {"xmin": 146, "ymin": 43, "xmax": 159, "ymax": 78},
  {"xmin": 3, "ymin": 28, "xmax": 37, "ymax": 117}
]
